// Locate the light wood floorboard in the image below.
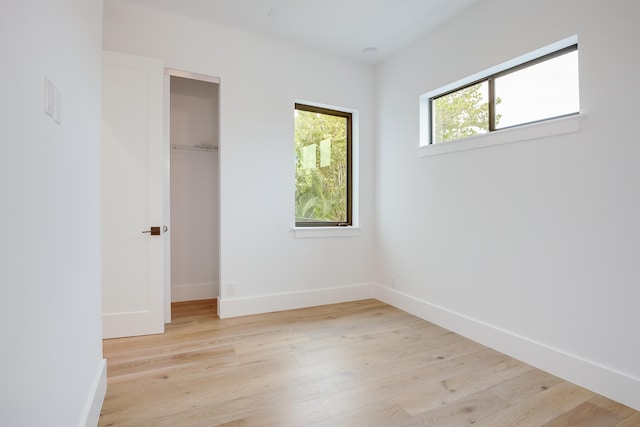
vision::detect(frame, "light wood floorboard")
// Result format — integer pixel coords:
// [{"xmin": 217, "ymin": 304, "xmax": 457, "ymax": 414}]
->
[{"xmin": 98, "ymin": 299, "xmax": 639, "ymax": 426}]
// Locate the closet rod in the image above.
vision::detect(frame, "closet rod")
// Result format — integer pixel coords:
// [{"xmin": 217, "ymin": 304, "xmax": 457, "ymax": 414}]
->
[{"xmin": 171, "ymin": 145, "xmax": 217, "ymax": 152}]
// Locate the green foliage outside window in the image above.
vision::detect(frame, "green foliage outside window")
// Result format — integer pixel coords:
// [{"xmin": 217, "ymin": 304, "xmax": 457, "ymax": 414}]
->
[
  {"xmin": 295, "ymin": 107, "xmax": 349, "ymax": 225},
  {"xmin": 432, "ymin": 83, "xmax": 501, "ymax": 143}
]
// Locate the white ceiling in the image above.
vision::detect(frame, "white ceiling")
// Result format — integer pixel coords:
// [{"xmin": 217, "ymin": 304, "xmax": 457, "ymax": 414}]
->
[{"xmin": 122, "ymin": 0, "xmax": 480, "ymax": 63}]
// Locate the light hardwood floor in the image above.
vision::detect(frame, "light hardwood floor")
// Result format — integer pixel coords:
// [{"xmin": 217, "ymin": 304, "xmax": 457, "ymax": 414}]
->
[{"xmin": 99, "ymin": 299, "xmax": 639, "ymax": 426}]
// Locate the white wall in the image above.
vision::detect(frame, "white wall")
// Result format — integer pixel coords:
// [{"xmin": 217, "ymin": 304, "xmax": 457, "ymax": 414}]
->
[
  {"xmin": 170, "ymin": 77, "xmax": 219, "ymax": 301},
  {"xmin": 102, "ymin": 0, "xmax": 640, "ymax": 410},
  {"xmin": 0, "ymin": 1, "xmax": 106, "ymax": 426},
  {"xmin": 375, "ymin": 0, "xmax": 640, "ymax": 410},
  {"xmin": 103, "ymin": 0, "xmax": 377, "ymax": 316}
]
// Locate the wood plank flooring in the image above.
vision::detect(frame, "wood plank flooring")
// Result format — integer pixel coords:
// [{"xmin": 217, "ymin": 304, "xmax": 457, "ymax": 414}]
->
[{"xmin": 98, "ymin": 299, "xmax": 639, "ymax": 426}]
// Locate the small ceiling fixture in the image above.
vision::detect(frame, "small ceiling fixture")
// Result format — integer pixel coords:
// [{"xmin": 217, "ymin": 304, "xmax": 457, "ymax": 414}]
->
[{"xmin": 267, "ymin": 8, "xmax": 279, "ymax": 18}]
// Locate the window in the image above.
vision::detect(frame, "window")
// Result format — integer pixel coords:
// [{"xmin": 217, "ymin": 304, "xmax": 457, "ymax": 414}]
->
[
  {"xmin": 429, "ymin": 44, "xmax": 579, "ymax": 145},
  {"xmin": 294, "ymin": 103, "xmax": 352, "ymax": 227}
]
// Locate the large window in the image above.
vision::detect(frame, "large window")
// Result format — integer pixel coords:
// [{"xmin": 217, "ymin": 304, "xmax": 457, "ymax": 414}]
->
[
  {"xmin": 294, "ymin": 103, "xmax": 352, "ymax": 227},
  {"xmin": 430, "ymin": 44, "xmax": 579, "ymax": 144}
]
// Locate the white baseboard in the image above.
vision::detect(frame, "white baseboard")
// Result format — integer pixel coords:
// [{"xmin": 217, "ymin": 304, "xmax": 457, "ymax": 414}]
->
[
  {"xmin": 171, "ymin": 282, "xmax": 218, "ymax": 302},
  {"xmin": 218, "ymin": 283, "xmax": 376, "ymax": 318},
  {"xmin": 216, "ymin": 282, "xmax": 640, "ymax": 410},
  {"xmin": 374, "ymin": 285, "xmax": 640, "ymax": 412},
  {"xmin": 80, "ymin": 358, "xmax": 107, "ymax": 427}
]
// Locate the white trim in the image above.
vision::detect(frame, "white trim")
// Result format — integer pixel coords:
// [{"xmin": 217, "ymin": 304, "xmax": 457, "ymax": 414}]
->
[
  {"xmin": 102, "ymin": 311, "xmax": 164, "ymax": 339},
  {"xmin": 418, "ymin": 114, "xmax": 582, "ymax": 158},
  {"xmin": 218, "ymin": 283, "xmax": 375, "ymax": 318},
  {"xmin": 164, "ymin": 68, "xmax": 221, "ymax": 321},
  {"xmin": 419, "ymin": 34, "xmax": 579, "ymax": 148},
  {"xmin": 79, "ymin": 359, "xmax": 107, "ymax": 427},
  {"xmin": 294, "ymin": 99, "xmax": 357, "ymax": 115},
  {"xmin": 215, "ymin": 282, "xmax": 640, "ymax": 409},
  {"xmin": 374, "ymin": 285, "xmax": 640, "ymax": 411},
  {"xmin": 165, "ymin": 68, "xmax": 220, "ymax": 84},
  {"xmin": 171, "ymin": 282, "xmax": 219, "ymax": 302},
  {"xmin": 292, "ymin": 226, "xmax": 361, "ymax": 238},
  {"xmin": 293, "ymin": 99, "xmax": 360, "ymax": 231},
  {"xmin": 163, "ymin": 73, "xmax": 172, "ymax": 324}
]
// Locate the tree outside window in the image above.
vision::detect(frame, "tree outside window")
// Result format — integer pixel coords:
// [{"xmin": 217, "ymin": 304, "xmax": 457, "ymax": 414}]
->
[{"xmin": 295, "ymin": 104, "xmax": 351, "ymax": 226}]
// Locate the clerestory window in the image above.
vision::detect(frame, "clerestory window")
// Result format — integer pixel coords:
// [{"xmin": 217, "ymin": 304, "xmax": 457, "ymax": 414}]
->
[{"xmin": 428, "ymin": 43, "xmax": 579, "ymax": 145}]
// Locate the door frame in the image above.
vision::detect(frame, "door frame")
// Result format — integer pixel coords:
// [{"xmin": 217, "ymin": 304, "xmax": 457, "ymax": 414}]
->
[{"xmin": 163, "ymin": 68, "xmax": 221, "ymax": 322}]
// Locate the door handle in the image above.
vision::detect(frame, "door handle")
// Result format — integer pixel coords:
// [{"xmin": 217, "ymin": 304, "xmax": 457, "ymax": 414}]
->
[{"xmin": 141, "ymin": 226, "xmax": 161, "ymax": 236}]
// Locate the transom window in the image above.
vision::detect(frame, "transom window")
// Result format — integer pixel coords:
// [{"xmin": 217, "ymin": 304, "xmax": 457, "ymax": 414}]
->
[
  {"xmin": 429, "ymin": 43, "xmax": 579, "ymax": 144},
  {"xmin": 294, "ymin": 103, "xmax": 352, "ymax": 227}
]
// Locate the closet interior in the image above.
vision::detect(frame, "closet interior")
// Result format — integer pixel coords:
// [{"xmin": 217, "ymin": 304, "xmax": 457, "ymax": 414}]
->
[{"xmin": 169, "ymin": 75, "xmax": 219, "ymax": 302}]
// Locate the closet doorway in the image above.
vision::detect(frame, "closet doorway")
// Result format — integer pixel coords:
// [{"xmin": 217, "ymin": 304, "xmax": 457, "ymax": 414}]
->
[{"xmin": 168, "ymin": 72, "xmax": 220, "ymax": 310}]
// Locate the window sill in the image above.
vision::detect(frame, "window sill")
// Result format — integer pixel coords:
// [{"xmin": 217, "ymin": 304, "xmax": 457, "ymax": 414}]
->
[
  {"xmin": 417, "ymin": 114, "xmax": 582, "ymax": 158},
  {"xmin": 292, "ymin": 226, "xmax": 361, "ymax": 239}
]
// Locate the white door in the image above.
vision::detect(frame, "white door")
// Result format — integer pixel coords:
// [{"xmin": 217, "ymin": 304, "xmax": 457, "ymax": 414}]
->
[{"xmin": 101, "ymin": 51, "xmax": 165, "ymax": 339}]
